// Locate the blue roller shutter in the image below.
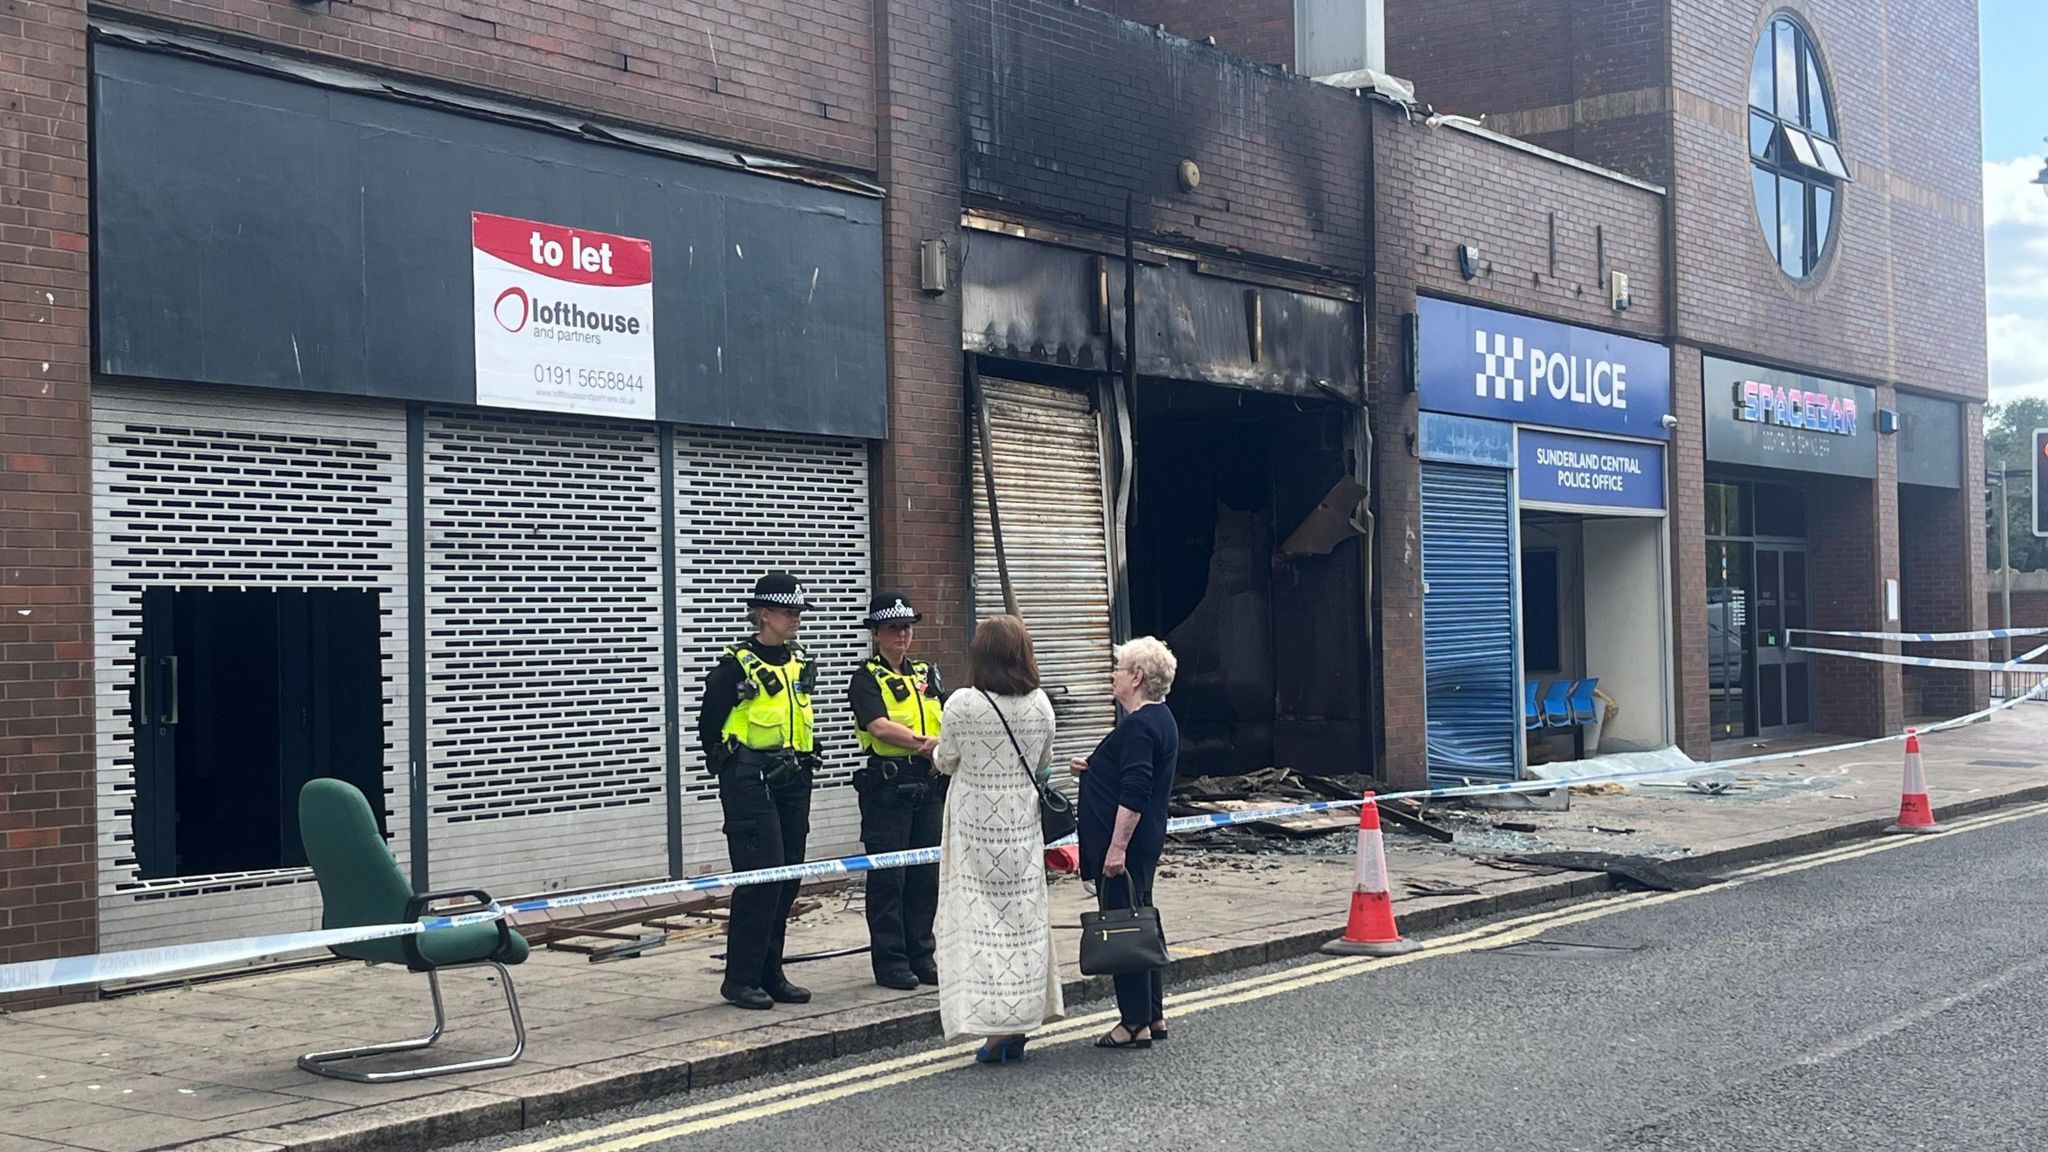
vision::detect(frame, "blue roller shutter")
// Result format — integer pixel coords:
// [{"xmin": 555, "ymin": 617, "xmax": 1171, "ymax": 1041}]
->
[{"xmin": 1421, "ymin": 462, "xmax": 1519, "ymax": 784}]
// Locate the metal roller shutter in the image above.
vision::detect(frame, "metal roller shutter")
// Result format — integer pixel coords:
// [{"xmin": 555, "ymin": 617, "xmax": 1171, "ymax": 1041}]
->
[
  {"xmin": 673, "ymin": 430, "xmax": 872, "ymax": 875},
  {"xmin": 1421, "ymin": 462, "xmax": 1520, "ymax": 784},
  {"xmin": 91, "ymin": 385, "xmax": 411, "ymax": 952},
  {"xmin": 971, "ymin": 378, "xmax": 1119, "ymax": 771},
  {"xmin": 422, "ymin": 410, "xmax": 667, "ymax": 894}
]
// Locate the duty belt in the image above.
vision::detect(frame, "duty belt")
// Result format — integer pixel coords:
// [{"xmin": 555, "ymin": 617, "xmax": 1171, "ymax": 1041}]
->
[
  {"xmin": 867, "ymin": 754, "xmax": 933, "ymax": 781},
  {"xmin": 727, "ymin": 746, "xmax": 809, "ymax": 787}
]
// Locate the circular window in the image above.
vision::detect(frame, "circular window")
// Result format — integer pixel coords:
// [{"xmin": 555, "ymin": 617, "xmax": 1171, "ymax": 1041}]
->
[{"xmin": 1747, "ymin": 16, "xmax": 1847, "ymax": 279}]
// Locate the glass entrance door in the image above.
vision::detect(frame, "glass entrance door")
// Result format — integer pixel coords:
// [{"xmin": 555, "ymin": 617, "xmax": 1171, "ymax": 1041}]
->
[
  {"xmin": 1753, "ymin": 547, "xmax": 1813, "ymax": 734},
  {"xmin": 1706, "ymin": 541, "xmax": 1752, "ymax": 740}
]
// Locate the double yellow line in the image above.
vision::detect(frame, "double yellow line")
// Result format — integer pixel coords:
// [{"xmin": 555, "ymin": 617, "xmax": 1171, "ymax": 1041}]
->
[{"xmin": 504, "ymin": 800, "xmax": 2048, "ymax": 1151}]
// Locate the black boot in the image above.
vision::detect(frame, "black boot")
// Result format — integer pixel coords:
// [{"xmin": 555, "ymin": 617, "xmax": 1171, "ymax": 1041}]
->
[
  {"xmin": 764, "ymin": 975, "xmax": 812, "ymax": 1004},
  {"xmin": 875, "ymin": 969, "xmax": 920, "ymax": 991},
  {"xmin": 911, "ymin": 960, "xmax": 939, "ymax": 987},
  {"xmin": 721, "ymin": 982, "xmax": 774, "ymax": 1011}
]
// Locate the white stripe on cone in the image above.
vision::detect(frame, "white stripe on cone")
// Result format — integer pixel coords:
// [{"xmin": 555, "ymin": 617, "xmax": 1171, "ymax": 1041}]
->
[
  {"xmin": 1886, "ymin": 728, "xmax": 1939, "ymax": 833},
  {"xmin": 1321, "ymin": 792, "xmax": 1421, "ymax": 957}
]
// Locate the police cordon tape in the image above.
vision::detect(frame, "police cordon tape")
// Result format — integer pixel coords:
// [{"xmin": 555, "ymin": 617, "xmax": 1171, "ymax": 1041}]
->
[
  {"xmin": 1786, "ymin": 641, "xmax": 2048, "ymax": 673},
  {"xmin": 1791, "ymin": 625, "xmax": 2048, "ymax": 643},
  {"xmin": 7, "ymin": 658, "xmax": 2047, "ymax": 998}
]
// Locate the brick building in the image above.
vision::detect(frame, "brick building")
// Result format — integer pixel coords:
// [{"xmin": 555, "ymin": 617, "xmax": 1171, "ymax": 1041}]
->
[{"xmin": 0, "ymin": 0, "xmax": 1984, "ymax": 991}]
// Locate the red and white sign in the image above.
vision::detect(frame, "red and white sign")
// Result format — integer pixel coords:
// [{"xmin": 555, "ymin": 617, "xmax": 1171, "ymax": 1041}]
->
[{"xmin": 472, "ymin": 212, "xmax": 656, "ymax": 419}]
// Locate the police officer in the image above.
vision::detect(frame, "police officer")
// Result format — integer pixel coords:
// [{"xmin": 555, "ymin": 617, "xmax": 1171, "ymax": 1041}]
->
[
  {"xmin": 698, "ymin": 572, "xmax": 824, "ymax": 1011},
  {"xmin": 848, "ymin": 593, "xmax": 945, "ymax": 990}
]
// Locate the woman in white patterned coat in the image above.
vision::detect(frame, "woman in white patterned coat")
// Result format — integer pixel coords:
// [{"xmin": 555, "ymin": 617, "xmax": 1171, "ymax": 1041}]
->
[{"xmin": 930, "ymin": 614, "xmax": 1065, "ymax": 1064}]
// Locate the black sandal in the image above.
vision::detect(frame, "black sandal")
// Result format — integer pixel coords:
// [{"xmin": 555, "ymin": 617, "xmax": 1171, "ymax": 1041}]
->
[
  {"xmin": 1150, "ymin": 1021, "xmax": 1169, "ymax": 1041},
  {"xmin": 1095, "ymin": 1025, "xmax": 1152, "ymax": 1050}
]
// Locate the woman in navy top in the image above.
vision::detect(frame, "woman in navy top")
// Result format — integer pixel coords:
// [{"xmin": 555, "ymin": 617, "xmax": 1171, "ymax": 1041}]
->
[{"xmin": 1070, "ymin": 635, "xmax": 1180, "ymax": 1051}]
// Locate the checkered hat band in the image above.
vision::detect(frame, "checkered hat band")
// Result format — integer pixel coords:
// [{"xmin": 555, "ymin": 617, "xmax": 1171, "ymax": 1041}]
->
[
  {"xmin": 755, "ymin": 592, "xmax": 809, "ymax": 606},
  {"xmin": 871, "ymin": 605, "xmax": 918, "ymax": 621}
]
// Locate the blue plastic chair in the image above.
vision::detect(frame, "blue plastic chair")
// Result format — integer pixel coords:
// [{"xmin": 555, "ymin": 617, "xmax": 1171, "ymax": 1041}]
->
[
  {"xmin": 1524, "ymin": 681, "xmax": 1542, "ymax": 730},
  {"xmin": 1541, "ymin": 680, "xmax": 1574, "ymax": 728},
  {"xmin": 1568, "ymin": 678, "xmax": 1600, "ymax": 725}
]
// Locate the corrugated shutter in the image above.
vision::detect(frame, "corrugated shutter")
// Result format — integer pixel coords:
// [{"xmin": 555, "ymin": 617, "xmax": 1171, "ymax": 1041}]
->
[
  {"xmin": 971, "ymin": 378, "xmax": 1118, "ymax": 770},
  {"xmin": 422, "ymin": 410, "xmax": 668, "ymax": 895},
  {"xmin": 92, "ymin": 385, "xmax": 411, "ymax": 952},
  {"xmin": 1421, "ymin": 462, "xmax": 1520, "ymax": 784},
  {"xmin": 673, "ymin": 430, "xmax": 871, "ymax": 875}
]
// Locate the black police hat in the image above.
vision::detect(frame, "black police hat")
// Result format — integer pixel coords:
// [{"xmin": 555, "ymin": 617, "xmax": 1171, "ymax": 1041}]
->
[
  {"xmin": 747, "ymin": 571, "xmax": 815, "ymax": 610},
  {"xmin": 862, "ymin": 592, "xmax": 924, "ymax": 628}
]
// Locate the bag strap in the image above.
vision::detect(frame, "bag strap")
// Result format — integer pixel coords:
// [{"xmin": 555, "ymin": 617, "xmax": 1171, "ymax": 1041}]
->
[{"xmin": 976, "ymin": 689, "xmax": 1036, "ymax": 787}]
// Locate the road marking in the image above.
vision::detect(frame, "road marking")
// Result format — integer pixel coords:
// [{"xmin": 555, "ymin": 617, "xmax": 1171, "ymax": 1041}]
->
[
  {"xmin": 1794, "ymin": 953, "xmax": 2048, "ymax": 1067},
  {"xmin": 501, "ymin": 800, "xmax": 2048, "ymax": 1151}
]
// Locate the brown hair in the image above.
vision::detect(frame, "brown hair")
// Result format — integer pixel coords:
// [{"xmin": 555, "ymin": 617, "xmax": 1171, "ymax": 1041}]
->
[{"xmin": 969, "ymin": 615, "xmax": 1041, "ymax": 696}]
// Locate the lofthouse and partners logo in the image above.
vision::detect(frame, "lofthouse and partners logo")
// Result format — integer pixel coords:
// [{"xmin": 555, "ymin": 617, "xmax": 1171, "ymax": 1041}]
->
[
  {"xmin": 472, "ymin": 212, "xmax": 656, "ymax": 420},
  {"xmin": 1473, "ymin": 329, "xmax": 1633, "ymax": 410},
  {"xmin": 1732, "ymin": 379, "xmax": 1858, "ymax": 437}
]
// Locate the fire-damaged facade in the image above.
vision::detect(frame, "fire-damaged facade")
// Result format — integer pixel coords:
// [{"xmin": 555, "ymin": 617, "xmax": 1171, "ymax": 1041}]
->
[{"xmin": 0, "ymin": 0, "xmax": 1986, "ymax": 986}]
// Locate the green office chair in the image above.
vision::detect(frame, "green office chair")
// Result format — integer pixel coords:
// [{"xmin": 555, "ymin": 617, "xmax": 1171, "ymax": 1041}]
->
[{"xmin": 296, "ymin": 778, "xmax": 529, "ymax": 1082}]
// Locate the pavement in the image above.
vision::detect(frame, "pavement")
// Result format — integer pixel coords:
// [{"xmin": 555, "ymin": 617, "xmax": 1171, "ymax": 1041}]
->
[
  {"xmin": 433, "ymin": 775, "xmax": 2048, "ymax": 1152},
  {"xmin": 4, "ymin": 703, "xmax": 2048, "ymax": 1152}
]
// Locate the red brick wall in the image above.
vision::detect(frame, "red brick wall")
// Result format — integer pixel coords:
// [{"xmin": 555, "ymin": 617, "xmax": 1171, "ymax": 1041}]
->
[
  {"xmin": 1899, "ymin": 483, "xmax": 1972, "ymax": 715},
  {"xmin": 100, "ymin": 0, "xmax": 879, "ymax": 171},
  {"xmin": 1669, "ymin": 0, "xmax": 1985, "ymax": 404},
  {"xmin": 1805, "ymin": 406, "xmax": 1903, "ymax": 738},
  {"xmin": 961, "ymin": 0, "xmax": 1368, "ymax": 274},
  {"xmin": 1383, "ymin": 0, "xmax": 1672, "ymax": 187},
  {"xmin": 1368, "ymin": 108, "xmax": 1667, "ymax": 786},
  {"xmin": 0, "ymin": 0, "xmax": 96, "ymax": 1001},
  {"xmin": 1100, "ymin": 0, "xmax": 1295, "ymax": 68},
  {"xmin": 1670, "ymin": 347, "xmax": 1710, "ymax": 757},
  {"xmin": 873, "ymin": 0, "xmax": 969, "ymax": 672}
]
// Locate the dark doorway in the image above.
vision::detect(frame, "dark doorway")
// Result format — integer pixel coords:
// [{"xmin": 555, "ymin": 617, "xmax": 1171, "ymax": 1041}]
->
[
  {"xmin": 132, "ymin": 588, "xmax": 385, "ymax": 879},
  {"xmin": 1704, "ymin": 476, "xmax": 1814, "ymax": 739},
  {"xmin": 1126, "ymin": 380, "xmax": 1368, "ymax": 778}
]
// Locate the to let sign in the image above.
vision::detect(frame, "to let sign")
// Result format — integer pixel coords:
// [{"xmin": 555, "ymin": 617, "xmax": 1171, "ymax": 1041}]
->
[
  {"xmin": 472, "ymin": 212, "xmax": 656, "ymax": 420},
  {"xmin": 1517, "ymin": 429, "xmax": 1666, "ymax": 513}
]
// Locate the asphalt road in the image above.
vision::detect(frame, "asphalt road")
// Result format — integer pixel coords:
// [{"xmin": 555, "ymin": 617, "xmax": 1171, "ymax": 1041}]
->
[{"xmin": 456, "ymin": 803, "xmax": 2048, "ymax": 1152}]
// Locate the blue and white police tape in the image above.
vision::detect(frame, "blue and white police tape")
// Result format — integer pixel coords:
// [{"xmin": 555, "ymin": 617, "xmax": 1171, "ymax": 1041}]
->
[
  {"xmin": 8, "ymin": 653, "xmax": 2046, "ymax": 998},
  {"xmin": 0, "ymin": 907, "xmax": 504, "ymax": 998},
  {"xmin": 1786, "ymin": 641, "xmax": 2048, "ymax": 673},
  {"xmin": 1790, "ymin": 625, "xmax": 2048, "ymax": 643}
]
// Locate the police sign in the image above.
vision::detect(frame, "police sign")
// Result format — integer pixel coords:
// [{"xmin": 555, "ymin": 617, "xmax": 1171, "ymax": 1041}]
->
[{"xmin": 1416, "ymin": 297, "xmax": 1672, "ymax": 440}]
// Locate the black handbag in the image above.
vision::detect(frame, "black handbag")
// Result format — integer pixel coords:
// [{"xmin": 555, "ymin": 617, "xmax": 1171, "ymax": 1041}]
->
[
  {"xmin": 977, "ymin": 689, "xmax": 1077, "ymax": 844},
  {"xmin": 1079, "ymin": 874, "xmax": 1170, "ymax": 976}
]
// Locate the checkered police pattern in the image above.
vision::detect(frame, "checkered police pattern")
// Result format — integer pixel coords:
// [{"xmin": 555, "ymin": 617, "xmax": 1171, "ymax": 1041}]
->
[{"xmin": 1475, "ymin": 329, "xmax": 1528, "ymax": 402}]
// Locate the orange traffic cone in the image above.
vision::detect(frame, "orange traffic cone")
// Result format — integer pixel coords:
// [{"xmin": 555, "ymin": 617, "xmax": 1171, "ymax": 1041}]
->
[
  {"xmin": 1886, "ymin": 728, "xmax": 1938, "ymax": 834},
  {"xmin": 1321, "ymin": 792, "xmax": 1422, "ymax": 957}
]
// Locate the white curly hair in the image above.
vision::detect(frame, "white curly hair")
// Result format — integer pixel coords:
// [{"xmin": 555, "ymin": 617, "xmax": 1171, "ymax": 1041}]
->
[{"xmin": 1114, "ymin": 636, "xmax": 1178, "ymax": 701}]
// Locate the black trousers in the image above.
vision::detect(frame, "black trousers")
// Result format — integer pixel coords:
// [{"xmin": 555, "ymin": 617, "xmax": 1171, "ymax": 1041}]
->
[
  {"xmin": 719, "ymin": 769, "xmax": 813, "ymax": 988},
  {"xmin": 1096, "ymin": 855, "xmax": 1166, "ymax": 1031},
  {"xmin": 858, "ymin": 771, "xmax": 943, "ymax": 977}
]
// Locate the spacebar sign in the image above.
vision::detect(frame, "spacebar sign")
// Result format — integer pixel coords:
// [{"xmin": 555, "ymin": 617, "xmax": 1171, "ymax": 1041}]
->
[{"xmin": 1517, "ymin": 428, "xmax": 1665, "ymax": 512}]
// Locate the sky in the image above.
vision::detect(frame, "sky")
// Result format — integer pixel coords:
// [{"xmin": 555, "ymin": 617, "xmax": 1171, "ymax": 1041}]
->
[{"xmin": 1981, "ymin": 0, "xmax": 2048, "ymax": 403}]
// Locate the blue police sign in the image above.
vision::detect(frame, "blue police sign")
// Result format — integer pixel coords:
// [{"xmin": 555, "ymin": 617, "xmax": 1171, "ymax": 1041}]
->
[
  {"xmin": 1417, "ymin": 297, "xmax": 1672, "ymax": 440},
  {"xmin": 1517, "ymin": 429, "xmax": 1665, "ymax": 512}
]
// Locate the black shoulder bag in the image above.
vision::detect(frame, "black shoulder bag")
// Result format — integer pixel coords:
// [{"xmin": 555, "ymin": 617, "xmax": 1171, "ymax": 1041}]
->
[
  {"xmin": 977, "ymin": 689, "xmax": 1077, "ymax": 844},
  {"xmin": 1079, "ymin": 873, "xmax": 1170, "ymax": 976}
]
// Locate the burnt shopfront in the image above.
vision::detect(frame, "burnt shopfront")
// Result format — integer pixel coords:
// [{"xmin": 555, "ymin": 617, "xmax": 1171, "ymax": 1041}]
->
[
  {"xmin": 961, "ymin": 226, "xmax": 1371, "ymax": 778},
  {"xmin": 87, "ymin": 30, "xmax": 885, "ymax": 953}
]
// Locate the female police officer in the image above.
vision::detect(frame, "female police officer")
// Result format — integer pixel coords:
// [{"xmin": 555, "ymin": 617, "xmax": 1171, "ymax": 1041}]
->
[
  {"xmin": 847, "ymin": 593, "xmax": 946, "ymax": 991},
  {"xmin": 697, "ymin": 571, "xmax": 823, "ymax": 1010}
]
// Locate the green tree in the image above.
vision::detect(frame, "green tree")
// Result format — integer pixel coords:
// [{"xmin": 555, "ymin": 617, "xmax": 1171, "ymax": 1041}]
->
[{"xmin": 1984, "ymin": 398, "xmax": 2048, "ymax": 574}]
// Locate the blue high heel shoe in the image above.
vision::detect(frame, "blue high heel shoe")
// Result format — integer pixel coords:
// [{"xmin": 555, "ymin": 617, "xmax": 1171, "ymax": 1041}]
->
[{"xmin": 974, "ymin": 1035, "xmax": 1028, "ymax": 1064}]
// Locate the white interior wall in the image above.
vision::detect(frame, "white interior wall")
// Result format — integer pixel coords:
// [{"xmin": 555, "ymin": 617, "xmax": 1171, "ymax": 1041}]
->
[{"xmin": 1582, "ymin": 517, "xmax": 1671, "ymax": 750}]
